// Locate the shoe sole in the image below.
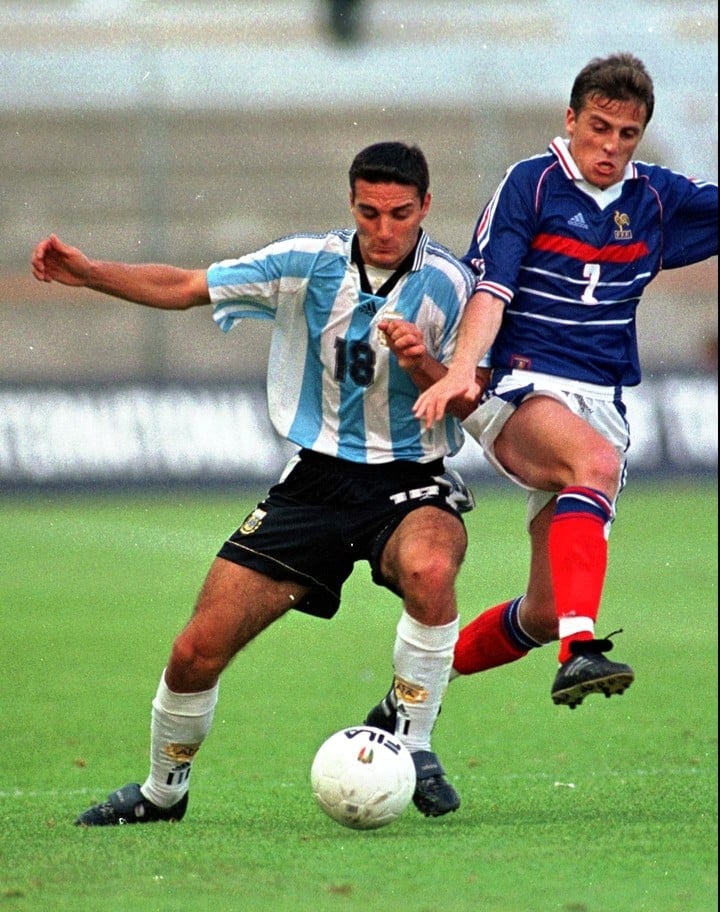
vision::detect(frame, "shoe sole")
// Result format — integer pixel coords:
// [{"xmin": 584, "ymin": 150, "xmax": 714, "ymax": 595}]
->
[
  {"xmin": 414, "ymin": 802, "xmax": 460, "ymax": 818},
  {"xmin": 552, "ymin": 671, "xmax": 634, "ymax": 709},
  {"xmin": 412, "ymin": 793, "xmax": 460, "ymax": 818}
]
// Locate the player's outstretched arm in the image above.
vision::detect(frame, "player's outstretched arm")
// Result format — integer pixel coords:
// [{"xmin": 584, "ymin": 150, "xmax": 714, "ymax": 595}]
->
[
  {"xmin": 31, "ymin": 234, "xmax": 210, "ymax": 311},
  {"xmin": 413, "ymin": 292, "xmax": 503, "ymax": 428}
]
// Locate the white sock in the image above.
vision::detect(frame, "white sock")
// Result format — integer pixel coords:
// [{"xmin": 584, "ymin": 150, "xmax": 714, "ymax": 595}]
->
[
  {"xmin": 391, "ymin": 611, "xmax": 459, "ymax": 753},
  {"xmin": 558, "ymin": 616, "xmax": 595, "ymax": 640},
  {"xmin": 140, "ymin": 670, "xmax": 219, "ymax": 808}
]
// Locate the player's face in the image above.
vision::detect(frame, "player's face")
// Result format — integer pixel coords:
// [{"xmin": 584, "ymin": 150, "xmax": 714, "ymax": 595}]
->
[
  {"xmin": 350, "ymin": 179, "xmax": 431, "ymax": 269},
  {"xmin": 566, "ymin": 95, "xmax": 647, "ymax": 190}
]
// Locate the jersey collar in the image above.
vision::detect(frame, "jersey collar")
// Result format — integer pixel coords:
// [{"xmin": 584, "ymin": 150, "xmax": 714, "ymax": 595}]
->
[
  {"xmin": 351, "ymin": 229, "xmax": 426, "ymax": 297},
  {"xmin": 548, "ymin": 136, "xmax": 639, "ymax": 183}
]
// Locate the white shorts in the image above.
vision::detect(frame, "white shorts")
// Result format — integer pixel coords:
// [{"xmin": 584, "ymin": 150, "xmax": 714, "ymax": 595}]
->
[{"xmin": 462, "ymin": 370, "xmax": 630, "ymax": 526}]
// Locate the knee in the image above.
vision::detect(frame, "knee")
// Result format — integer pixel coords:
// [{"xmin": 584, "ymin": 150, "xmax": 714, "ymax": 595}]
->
[
  {"xmin": 583, "ymin": 442, "xmax": 622, "ymax": 495},
  {"xmin": 168, "ymin": 631, "xmax": 227, "ymax": 691},
  {"xmin": 400, "ymin": 550, "xmax": 460, "ymax": 599}
]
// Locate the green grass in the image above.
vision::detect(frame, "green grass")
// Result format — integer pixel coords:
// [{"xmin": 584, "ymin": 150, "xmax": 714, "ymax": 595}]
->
[{"xmin": 1, "ymin": 482, "xmax": 717, "ymax": 912}]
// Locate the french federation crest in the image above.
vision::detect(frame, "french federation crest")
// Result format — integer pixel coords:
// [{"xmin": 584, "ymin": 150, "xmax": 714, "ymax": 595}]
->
[{"xmin": 613, "ymin": 210, "xmax": 632, "ymax": 240}]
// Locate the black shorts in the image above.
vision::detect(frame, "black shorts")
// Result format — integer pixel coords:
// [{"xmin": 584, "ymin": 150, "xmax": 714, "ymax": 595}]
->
[{"xmin": 217, "ymin": 449, "xmax": 474, "ymax": 619}]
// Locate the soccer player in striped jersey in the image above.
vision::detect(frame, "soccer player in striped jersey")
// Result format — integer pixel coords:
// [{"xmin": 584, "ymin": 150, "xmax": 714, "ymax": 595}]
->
[
  {"xmin": 368, "ymin": 54, "xmax": 718, "ymax": 723},
  {"xmin": 32, "ymin": 142, "xmax": 484, "ymax": 823}
]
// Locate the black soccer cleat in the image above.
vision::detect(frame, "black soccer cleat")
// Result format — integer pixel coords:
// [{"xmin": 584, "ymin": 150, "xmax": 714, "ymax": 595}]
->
[
  {"xmin": 411, "ymin": 750, "xmax": 460, "ymax": 818},
  {"xmin": 363, "ymin": 684, "xmax": 397, "ymax": 734},
  {"xmin": 74, "ymin": 783, "xmax": 188, "ymax": 826},
  {"xmin": 551, "ymin": 632, "xmax": 634, "ymax": 709}
]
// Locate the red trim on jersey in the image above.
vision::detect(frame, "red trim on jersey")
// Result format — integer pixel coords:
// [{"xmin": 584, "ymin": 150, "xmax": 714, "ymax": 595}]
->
[{"xmin": 532, "ymin": 233, "xmax": 649, "ymax": 262}]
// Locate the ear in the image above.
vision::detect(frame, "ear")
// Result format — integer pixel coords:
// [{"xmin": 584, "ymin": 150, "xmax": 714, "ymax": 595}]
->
[
  {"xmin": 564, "ymin": 105, "xmax": 576, "ymax": 137},
  {"xmin": 420, "ymin": 192, "xmax": 432, "ymax": 218}
]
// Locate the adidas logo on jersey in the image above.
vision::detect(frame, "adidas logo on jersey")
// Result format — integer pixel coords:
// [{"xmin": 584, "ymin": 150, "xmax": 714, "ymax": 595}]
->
[{"xmin": 568, "ymin": 212, "xmax": 588, "ymax": 229}]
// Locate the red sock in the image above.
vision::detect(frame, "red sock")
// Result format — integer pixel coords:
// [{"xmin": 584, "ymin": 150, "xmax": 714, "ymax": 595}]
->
[
  {"xmin": 550, "ymin": 486, "xmax": 612, "ymax": 663},
  {"xmin": 453, "ymin": 600, "xmax": 533, "ymax": 675}
]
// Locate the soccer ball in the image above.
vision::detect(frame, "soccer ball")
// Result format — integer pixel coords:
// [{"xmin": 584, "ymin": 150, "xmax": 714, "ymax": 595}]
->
[{"xmin": 310, "ymin": 726, "xmax": 416, "ymax": 830}]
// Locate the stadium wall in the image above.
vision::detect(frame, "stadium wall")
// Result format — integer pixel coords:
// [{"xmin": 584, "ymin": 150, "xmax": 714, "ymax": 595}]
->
[{"xmin": 0, "ymin": 374, "xmax": 715, "ymax": 492}]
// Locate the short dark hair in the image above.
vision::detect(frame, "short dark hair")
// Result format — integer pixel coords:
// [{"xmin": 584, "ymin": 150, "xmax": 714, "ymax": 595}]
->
[
  {"xmin": 570, "ymin": 52, "xmax": 655, "ymax": 126},
  {"xmin": 349, "ymin": 142, "xmax": 430, "ymax": 200}
]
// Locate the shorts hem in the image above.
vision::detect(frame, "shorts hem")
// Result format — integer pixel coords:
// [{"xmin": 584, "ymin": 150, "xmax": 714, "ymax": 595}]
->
[{"xmin": 217, "ymin": 540, "xmax": 341, "ymax": 619}]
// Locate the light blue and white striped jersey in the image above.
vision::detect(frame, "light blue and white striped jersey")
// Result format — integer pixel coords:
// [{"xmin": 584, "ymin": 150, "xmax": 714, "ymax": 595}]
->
[{"xmin": 208, "ymin": 228, "xmax": 474, "ymax": 464}]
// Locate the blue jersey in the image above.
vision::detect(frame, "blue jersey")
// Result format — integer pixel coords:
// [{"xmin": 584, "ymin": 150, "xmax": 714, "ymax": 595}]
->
[
  {"xmin": 207, "ymin": 228, "xmax": 474, "ymax": 464},
  {"xmin": 464, "ymin": 137, "xmax": 718, "ymax": 386}
]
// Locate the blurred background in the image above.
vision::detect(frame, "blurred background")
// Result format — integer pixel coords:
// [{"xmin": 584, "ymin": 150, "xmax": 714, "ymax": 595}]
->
[{"xmin": 0, "ymin": 0, "xmax": 717, "ymax": 488}]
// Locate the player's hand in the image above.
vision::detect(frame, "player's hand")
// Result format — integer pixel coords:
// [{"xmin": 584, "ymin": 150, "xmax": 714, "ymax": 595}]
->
[
  {"xmin": 31, "ymin": 234, "xmax": 92, "ymax": 287},
  {"xmin": 378, "ymin": 319, "xmax": 426, "ymax": 371},
  {"xmin": 413, "ymin": 369, "xmax": 482, "ymax": 429}
]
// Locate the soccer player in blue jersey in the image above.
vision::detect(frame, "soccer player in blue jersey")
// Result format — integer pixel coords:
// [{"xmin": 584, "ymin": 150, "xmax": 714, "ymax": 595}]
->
[
  {"xmin": 31, "ymin": 142, "xmax": 484, "ymax": 823},
  {"xmin": 365, "ymin": 54, "xmax": 718, "ymax": 727}
]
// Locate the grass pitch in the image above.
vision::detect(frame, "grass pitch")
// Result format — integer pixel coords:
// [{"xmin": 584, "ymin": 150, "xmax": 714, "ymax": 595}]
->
[{"xmin": 1, "ymin": 481, "xmax": 717, "ymax": 912}]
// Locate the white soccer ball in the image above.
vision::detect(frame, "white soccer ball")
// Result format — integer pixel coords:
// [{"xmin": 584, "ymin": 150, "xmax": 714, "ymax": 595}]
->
[{"xmin": 310, "ymin": 726, "xmax": 416, "ymax": 830}]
